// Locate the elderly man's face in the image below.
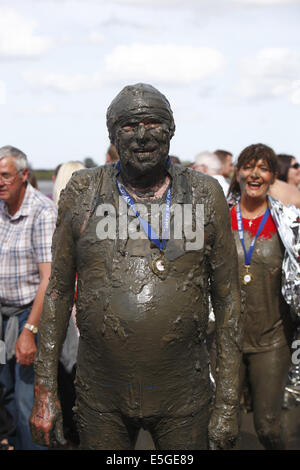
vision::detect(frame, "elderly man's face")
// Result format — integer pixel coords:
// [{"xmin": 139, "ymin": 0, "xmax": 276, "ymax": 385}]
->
[
  {"xmin": 0, "ymin": 156, "xmax": 28, "ymax": 206},
  {"xmin": 115, "ymin": 111, "xmax": 171, "ymax": 177}
]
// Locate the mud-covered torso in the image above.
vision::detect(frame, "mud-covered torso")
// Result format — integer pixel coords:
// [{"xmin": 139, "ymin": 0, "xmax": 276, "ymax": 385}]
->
[
  {"xmin": 231, "ymin": 205, "xmax": 292, "ymax": 353},
  {"xmin": 54, "ymin": 165, "xmax": 240, "ymax": 417},
  {"xmin": 64, "ymin": 164, "xmax": 232, "ymax": 417},
  {"xmin": 76, "ymin": 237, "xmax": 211, "ymax": 417}
]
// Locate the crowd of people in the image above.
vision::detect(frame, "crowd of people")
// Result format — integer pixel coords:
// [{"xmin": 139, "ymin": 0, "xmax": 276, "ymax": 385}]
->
[{"xmin": 0, "ymin": 82, "xmax": 300, "ymax": 451}]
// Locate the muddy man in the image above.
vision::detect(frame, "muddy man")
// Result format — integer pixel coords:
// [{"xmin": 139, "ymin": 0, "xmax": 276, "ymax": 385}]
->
[{"xmin": 30, "ymin": 83, "xmax": 243, "ymax": 450}]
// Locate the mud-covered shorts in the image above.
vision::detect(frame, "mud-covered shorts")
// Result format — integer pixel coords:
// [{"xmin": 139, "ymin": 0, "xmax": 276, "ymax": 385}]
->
[{"xmin": 74, "ymin": 400, "xmax": 210, "ymax": 450}]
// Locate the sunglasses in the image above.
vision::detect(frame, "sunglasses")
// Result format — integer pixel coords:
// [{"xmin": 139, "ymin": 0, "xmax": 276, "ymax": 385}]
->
[{"xmin": 290, "ymin": 163, "xmax": 300, "ymax": 170}]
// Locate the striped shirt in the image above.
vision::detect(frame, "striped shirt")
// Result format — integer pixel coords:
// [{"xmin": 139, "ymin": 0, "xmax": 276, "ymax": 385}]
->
[{"xmin": 0, "ymin": 183, "xmax": 57, "ymax": 306}]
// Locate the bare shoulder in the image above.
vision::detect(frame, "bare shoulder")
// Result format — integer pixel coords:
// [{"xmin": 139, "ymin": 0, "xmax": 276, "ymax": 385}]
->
[{"xmin": 268, "ymin": 179, "xmax": 300, "ymax": 209}]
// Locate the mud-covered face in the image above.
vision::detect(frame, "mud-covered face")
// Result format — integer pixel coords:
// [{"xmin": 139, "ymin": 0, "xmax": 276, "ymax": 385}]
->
[
  {"xmin": 107, "ymin": 84, "xmax": 175, "ymax": 186},
  {"xmin": 115, "ymin": 111, "xmax": 171, "ymax": 180},
  {"xmin": 236, "ymin": 158, "xmax": 275, "ymax": 200}
]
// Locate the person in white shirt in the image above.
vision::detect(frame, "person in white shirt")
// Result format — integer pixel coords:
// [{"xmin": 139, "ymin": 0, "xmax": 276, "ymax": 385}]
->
[
  {"xmin": 0, "ymin": 145, "xmax": 57, "ymax": 450},
  {"xmin": 193, "ymin": 150, "xmax": 229, "ymax": 196}
]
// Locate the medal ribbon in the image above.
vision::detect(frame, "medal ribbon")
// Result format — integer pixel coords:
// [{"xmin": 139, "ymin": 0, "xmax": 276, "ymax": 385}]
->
[
  {"xmin": 236, "ymin": 203, "xmax": 270, "ymax": 266},
  {"xmin": 116, "ymin": 161, "xmax": 171, "ymax": 251}
]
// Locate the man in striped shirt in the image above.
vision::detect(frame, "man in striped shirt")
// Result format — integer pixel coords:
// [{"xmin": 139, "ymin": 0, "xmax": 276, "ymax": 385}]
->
[{"xmin": 0, "ymin": 145, "xmax": 57, "ymax": 449}]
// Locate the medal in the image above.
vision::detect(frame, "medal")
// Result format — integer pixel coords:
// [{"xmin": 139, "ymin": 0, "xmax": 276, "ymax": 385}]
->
[
  {"xmin": 243, "ymin": 265, "xmax": 253, "ymax": 285},
  {"xmin": 116, "ymin": 161, "xmax": 172, "ymax": 278},
  {"xmin": 236, "ymin": 202, "xmax": 270, "ymax": 287},
  {"xmin": 152, "ymin": 254, "xmax": 167, "ymax": 275}
]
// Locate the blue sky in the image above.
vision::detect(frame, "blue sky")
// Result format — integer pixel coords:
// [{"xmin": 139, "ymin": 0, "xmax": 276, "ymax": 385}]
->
[{"xmin": 0, "ymin": 0, "xmax": 299, "ymax": 169}]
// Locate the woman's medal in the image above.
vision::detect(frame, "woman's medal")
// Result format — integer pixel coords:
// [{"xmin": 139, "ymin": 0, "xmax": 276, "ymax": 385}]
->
[
  {"xmin": 236, "ymin": 202, "xmax": 270, "ymax": 286},
  {"xmin": 243, "ymin": 265, "xmax": 253, "ymax": 285}
]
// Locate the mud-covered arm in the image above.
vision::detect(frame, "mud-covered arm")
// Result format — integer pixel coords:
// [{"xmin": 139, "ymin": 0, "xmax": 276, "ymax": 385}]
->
[
  {"xmin": 207, "ymin": 181, "xmax": 243, "ymax": 449},
  {"xmin": 30, "ymin": 175, "xmax": 82, "ymax": 446}
]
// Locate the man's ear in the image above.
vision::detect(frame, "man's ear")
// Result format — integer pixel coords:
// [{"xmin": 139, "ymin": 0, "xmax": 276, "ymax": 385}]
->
[{"xmin": 21, "ymin": 168, "xmax": 29, "ymax": 183}]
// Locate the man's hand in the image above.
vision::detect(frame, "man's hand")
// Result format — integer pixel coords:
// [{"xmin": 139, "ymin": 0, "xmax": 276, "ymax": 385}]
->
[
  {"xmin": 208, "ymin": 406, "xmax": 239, "ymax": 450},
  {"xmin": 30, "ymin": 383, "xmax": 66, "ymax": 448},
  {"xmin": 15, "ymin": 328, "xmax": 37, "ymax": 366}
]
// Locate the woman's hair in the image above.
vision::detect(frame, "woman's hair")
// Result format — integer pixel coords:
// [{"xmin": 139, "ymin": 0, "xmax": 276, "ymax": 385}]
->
[
  {"xmin": 228, "ymin": 143, "xmax": 278, "ymax": 197},
  {"xmin": 53, "ymin": 161, "xmax": 85, "ymax": 207},
  {"xmin": 276, "ymin": 154, "xmax": 294, "ymax": 182}
]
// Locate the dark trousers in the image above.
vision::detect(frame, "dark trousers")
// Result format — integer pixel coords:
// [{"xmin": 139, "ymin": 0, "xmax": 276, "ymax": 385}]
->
[
  {"xmin": 240, "ymin": 345, "xmax": 291, "ymax": 449},
  {"xmin": 0, "ymin": 383, "xmax": 14, "ymax": 440},
  {"xmin": 0, "ymin": 309, "xmax": 46, "ymax": 450}
]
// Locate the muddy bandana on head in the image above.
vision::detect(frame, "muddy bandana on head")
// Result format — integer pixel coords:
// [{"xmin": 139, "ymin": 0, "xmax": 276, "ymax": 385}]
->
[{"xmin": 106, "ymin": 83, "xmax": 176, "ymax": 143}]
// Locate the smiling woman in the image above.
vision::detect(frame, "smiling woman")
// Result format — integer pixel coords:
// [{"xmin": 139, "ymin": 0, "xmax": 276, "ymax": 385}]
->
[
  {"xmin": 236, "ymin": 157, "xmax": 275, "ymax": 208},
  {"xmin": 227, "ymin": 143, "xmax": 296, "ymax": 450}
]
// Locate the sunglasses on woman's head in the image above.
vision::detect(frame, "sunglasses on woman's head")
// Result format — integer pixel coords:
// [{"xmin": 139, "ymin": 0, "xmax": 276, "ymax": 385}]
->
[{"xmin": 290, "ymin": 162, "xmax": 300, "ymax": 169}]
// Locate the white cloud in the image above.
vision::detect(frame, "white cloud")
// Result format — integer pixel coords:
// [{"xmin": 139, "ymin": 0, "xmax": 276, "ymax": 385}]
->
[
  {"xmin": 22, "ymin": 43, "xmax": 225, "ymax": 92},
  {"xmin": 0, "ymin": 7, "xmax": 52, "ymax": 58},
  {"xmin": 15, "ymin": 103, "xmax": 58, "ymax": 116},
  {"xmin": 103, "ymin": 43, "xmax": 225, "ymax": 84},
  {"xmin": 237, "ymin": 48, "xmax": 300, "ymax": 105},
  {"xmin": 272, "ymin": 80, "xmax": 300, "ymax": 105},
  {"xmin": 253, "ymin": 48, "xmax": 300, "ymax": 78},
  {"xmin": 289, "ymin": 81, "xmax": 300, "ymax": 105},
  {"xmin": 23, "ymin": 70, "xmax": 102, "ymax": 93},
  {"xmin": 86, "ymin": 31, "xmax": 105, "ymax": 44}
]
